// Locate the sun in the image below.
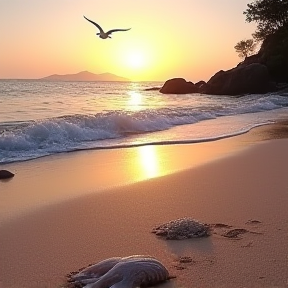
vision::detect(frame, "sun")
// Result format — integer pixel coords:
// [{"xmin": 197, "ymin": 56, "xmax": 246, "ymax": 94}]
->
[
  {"xmin": 125, "ymin": 51, "xmax": 146, "ymax": 69},
  {"xmin": 115, "ymin": 41, "xmax": 155, "ymax": 80}
]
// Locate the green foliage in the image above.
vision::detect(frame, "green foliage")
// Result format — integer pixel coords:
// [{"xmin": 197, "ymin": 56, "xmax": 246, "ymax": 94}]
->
[
  {"xmin": 244, "ymin": 0, "xmax": 288, "ymax": 41},
  {"xmin": 234, "ymin": 39, "xmax": 257, "ymax": 59}
]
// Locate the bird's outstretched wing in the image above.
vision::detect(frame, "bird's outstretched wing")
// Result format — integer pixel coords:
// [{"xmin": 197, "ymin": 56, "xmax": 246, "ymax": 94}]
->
[
  {"xmin": 106, "ymin": 28, "xmax": 131, "ymax": 35},
  {"xmin": 83, "ymin": 16, "xmax": 104, "ymax": 33}
]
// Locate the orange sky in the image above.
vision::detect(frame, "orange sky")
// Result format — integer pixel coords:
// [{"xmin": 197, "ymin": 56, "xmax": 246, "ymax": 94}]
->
[{"xmin": 1, "ymin": 0, "xmax": 256, "ymax": 82}]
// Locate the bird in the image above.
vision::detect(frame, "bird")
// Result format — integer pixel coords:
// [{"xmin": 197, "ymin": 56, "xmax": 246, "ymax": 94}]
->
[{"xmin": 83, "ymin": 16, "xmax": 131, "ymax": 39}]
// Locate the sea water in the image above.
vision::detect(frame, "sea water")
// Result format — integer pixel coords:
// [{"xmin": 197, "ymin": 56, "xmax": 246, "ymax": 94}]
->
[{"xmin": 1, "ymin": 79, "xmax": 288, "ymax": 164}]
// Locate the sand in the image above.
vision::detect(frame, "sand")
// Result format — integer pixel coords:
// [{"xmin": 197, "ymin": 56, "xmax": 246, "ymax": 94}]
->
[{"xmin": 0, "ymin": 122, "xmax": 288, "ymax": 288}]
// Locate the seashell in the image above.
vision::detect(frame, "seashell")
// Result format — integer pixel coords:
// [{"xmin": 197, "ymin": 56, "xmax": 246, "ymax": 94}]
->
[
  {"xmin": 68, "ymin": 255, "xmax": 172, "ymax": 288},
  {"xmin": 151, "ymin": 217, "xmax": 262, "ymax": 242},
  {"xmin": 152, "ymin": 217, "xmax": 210, "ymax": 240},
  {"xmin": 70, "ymin": 257, "xmax": 122, "ymax": 284}
]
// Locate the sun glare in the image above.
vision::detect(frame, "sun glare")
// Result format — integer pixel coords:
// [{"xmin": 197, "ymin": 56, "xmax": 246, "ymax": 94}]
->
[
  {"xmin": 127, "ymin": 91, "xmax": 142, "ymax": 111},
  {"xmin": 112, "ymin": 40, "xmax": 159, "ymax": 80},
  {"xmin": 126, "ymin": 51, "xmax": 145, "ymax": 69}
]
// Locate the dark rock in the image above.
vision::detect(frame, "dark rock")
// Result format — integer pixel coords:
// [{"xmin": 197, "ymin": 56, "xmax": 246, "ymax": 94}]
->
[
  {"xmin": 0, "ymin": 170, "xmax": 15, "ymax": 179},
  {"xmin": 160, "ymin": 25, "xmax": 288, "ymax": 96},
  {"xmin": 195, "ymin": 80, "xmax": 206, "ymax": 88},
  {"xmin": 144, "ymin": 87, "xmax": 161, "ymax": 91},
  {"xmin": 202, "ymin": 63, "xmax": 275, "ymax": 95},
  {"xmin": 276, "ymin": 82, "xmax": 288, "ymax": 90},
  {"xmin": 242, "ymin": 24, "xmax": 288, "ymax": 83},
  {"xmin": 160, "ymin": 78, "xmax": 198, "ymax": 94},
  {"xmin": 198, "ymin": 82, "xmax": 215, "ymax": 94}
]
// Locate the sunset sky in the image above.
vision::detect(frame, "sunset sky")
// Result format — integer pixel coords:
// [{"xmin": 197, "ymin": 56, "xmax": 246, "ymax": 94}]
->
[{"xmin": 1, "ymin": 0, "xmax": 256, "ymax": 82}]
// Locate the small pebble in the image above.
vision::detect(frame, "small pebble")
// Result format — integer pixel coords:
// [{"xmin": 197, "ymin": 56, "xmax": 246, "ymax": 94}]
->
[{"xmin": 0, "ymin": 170, "xmax": 15, "ymax": 179}]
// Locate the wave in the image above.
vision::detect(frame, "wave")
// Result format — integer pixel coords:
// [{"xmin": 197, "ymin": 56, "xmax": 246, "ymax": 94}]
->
[
  {"xmin": 1, "ymin": 92, "xmax": 288, "ymax": 164},
  {"xmin": 0, "ymin": 108, "xmax": 209, "ymax": 152}
]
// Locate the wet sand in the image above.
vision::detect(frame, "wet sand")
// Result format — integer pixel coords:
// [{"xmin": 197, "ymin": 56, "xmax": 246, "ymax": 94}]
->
[{"xmin": 0, "ymin": 122, "xmax": 288, "ymax": 288}]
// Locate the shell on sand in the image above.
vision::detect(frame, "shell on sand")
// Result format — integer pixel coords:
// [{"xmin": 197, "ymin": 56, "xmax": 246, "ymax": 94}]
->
[
  {"xmin": 151, "ymin": 217, "xmax": 262, "ymax": 241},
  {"xmin": 152, "ymin": 217, "xmax": 210, "ymax": 240},
  {"xmin": 70, "ymin": 257, "xmax": 122, "ymax": 283},
  {"xmin": 67, "ymin": 255, "xmax": 171, "ymax": 288}
]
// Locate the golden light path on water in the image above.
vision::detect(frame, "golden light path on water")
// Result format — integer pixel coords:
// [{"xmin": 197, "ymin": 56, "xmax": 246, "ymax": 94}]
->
[{"xmin": 127, "ymin": 91, "xmax": 143, "ymax": 111}]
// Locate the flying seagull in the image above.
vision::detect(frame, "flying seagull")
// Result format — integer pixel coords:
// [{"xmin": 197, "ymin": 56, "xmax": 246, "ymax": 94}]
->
[{"xmin": 83, "ymin": 16, "xmax": 131, "ymax": 39}]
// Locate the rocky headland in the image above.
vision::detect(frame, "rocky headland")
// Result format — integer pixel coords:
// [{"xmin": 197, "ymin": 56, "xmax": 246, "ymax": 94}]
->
[{"xmin": 160, "ymin": 25, "xmax": 288, "ymax": 96}]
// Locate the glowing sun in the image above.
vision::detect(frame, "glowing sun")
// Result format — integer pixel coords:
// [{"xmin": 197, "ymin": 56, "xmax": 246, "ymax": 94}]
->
[{"xmin": 126, "ymin": 52, "xmax": 146, "ymax": 69}]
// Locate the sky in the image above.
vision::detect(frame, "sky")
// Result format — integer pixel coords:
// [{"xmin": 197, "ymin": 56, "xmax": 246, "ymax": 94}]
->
[{"xmin": 0, "ymin": 0, "xmax": 257, "ymax": 82}]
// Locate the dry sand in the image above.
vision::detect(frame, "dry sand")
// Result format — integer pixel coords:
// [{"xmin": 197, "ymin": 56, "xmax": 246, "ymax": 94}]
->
[{"xmin": 0, "ymin": 122, "xmax": 288, "ymax": 288}]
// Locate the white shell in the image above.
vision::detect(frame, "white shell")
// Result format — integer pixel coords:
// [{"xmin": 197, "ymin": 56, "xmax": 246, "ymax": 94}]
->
[{"xmin": 69, "ymin": 255, "xmax": 170, "ymax": 288}]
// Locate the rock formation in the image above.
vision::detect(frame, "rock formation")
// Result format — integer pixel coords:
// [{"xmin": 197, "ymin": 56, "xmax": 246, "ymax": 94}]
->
[
  {"xmin": 159, "ymin": 25, "xmax": 288, "ymax": 96},
  {"xmin": 0, "ymin": 170, "xmax": 15, "ymax": 179},
  {"xmin": 159, "ymin": 78, "xmax": 198, "ymax": 94},
  {"xmin": 200, "ymin": 63, "xmax": 274, "ymax": 95}
]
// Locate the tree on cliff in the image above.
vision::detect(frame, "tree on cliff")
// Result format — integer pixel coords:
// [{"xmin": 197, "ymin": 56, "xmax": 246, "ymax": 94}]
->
[
  {"xmin": 234, "ymin": 39, "xmax": 257, "ymax": 59},
  {"xmin": 244, "ymin": 0, "xmax": 288, "ymax": 41}
]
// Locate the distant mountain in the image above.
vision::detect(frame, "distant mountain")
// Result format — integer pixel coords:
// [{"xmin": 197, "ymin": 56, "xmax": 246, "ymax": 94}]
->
[{"xmin": 40, "ymin": 71, "xmax": 130, "ymax": 82}]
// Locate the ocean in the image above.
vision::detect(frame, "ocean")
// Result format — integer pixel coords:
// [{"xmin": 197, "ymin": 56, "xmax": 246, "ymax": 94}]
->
[{"xmin": 0, "ymin": 79, "xmax": 288, "ymax": 164}]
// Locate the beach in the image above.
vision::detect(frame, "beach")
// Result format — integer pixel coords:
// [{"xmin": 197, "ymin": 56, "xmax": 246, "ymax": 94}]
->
[{"xmin": 0, "ymin": 122, "xmax": 288, "ymax": 288}]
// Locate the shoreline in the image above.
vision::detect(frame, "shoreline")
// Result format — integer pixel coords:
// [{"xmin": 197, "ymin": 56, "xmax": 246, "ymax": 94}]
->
[
  {"xmin": 0, "ymin": 121, "xmax": 281, "ymax": 225},
  {"xmin": 1, "ymin": 121, "xmax": 288, "ymax": 287}
]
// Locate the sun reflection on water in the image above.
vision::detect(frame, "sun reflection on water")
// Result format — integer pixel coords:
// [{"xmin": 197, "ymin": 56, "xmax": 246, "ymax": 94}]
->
[{"xmin": 127, "ymin": 91, "xmax": 143, "ymax": 111}]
